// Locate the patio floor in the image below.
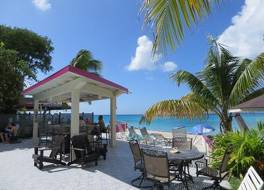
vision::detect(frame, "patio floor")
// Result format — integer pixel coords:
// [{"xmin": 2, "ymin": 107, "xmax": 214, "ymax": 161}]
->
[{"xmin": 0, "ymin": 139, "xmax": 231, "ymax": 190}]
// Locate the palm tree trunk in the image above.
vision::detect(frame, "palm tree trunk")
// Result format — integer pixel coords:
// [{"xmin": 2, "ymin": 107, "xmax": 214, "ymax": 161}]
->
[{"xmin": 222, "ymin": 113, "xmax": 233, "ymax": 133}]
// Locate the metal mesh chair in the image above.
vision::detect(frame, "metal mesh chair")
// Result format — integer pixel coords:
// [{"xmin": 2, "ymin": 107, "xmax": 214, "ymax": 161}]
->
[
  {"xmin": 195, "ymin": 147, "xmax": 231, "ymax": 190},
  {"xmin": 142, "ymin": 149, "xmax": 176, "ymax": 189},
  {"xmin": 129, "ymin": 140, "xmax": 150, "ymax": 188},
  {"xmin": 172, "ymin": 127, "xmax": 192, "ymax": 150}
]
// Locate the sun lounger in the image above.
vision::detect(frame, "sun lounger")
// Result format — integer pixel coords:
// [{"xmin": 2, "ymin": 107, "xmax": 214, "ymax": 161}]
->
[
  {"xmin": 238, "ymin": 166, "xmax": 263, "ymax": 190},
  {"xmin": 139, "ymin": 127, "xmax": 156, "ymax": 144},
  {"xmin": 140, "ymin": 127, "xmax": 171, "ymax": 146},
  {"xmin": 127, "ymin": 126, "xmax": 143, "ymax": 141}
]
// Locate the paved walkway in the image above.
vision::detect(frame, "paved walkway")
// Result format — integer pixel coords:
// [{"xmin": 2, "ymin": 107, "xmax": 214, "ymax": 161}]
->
[{"xmin": 0, "ymin": 139, "xmax": 230, "ymax": 190}]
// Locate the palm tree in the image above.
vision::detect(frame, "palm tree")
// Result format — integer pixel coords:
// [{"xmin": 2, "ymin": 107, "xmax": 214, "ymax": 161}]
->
[
  {"xmin": 141, "ymin": 41, "xmax": 264, "ymax": 133},
  {"xmin": 70, "ymin": 49, "xmax": 102, "ymax": 74},
  {"xmin": 142, "ymin": 0, "xmax": 221, "ymax": 52}
]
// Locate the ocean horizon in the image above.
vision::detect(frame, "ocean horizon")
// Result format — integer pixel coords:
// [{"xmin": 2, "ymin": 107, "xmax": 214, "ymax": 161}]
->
[{"xmin": 94, "ymin": 112, "xmax": 264, "ymax": 134}]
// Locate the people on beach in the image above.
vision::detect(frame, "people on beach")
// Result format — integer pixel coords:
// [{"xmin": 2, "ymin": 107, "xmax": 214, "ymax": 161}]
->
[
  {"xmin": 0, "ymin": 129, "xmax": 6, "ymax": 143},
  {"xmin": 0, "ymin": 122, "xmax": 18, "ymax": 143},
  {"xmin": 98, "ymin": 115, "xmax": 107, "ymax": 133},
  {"xmin": 79, "ymin": 116, "xmax": 86, "ymax": 127}
]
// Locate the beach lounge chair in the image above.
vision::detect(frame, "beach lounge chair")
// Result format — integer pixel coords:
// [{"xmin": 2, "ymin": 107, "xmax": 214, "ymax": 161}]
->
[
  {"xmin": 195, "ymin": 147, "xmax": 231, "ymax": 190},
  {"xmin": 139, "ymin": 127, "xmax": 156, "ymax": 145},
  {"xmin": 68, "ymin": 134, "xmax": 99, "ymax": 166},
  {"xmin": 127, "ymin": 126, "xmax": 143, "ymax": 141},
  {"xmin": 140, "ymin": 127, "xmax": 172, "ymax": 146},
  {"xmin": 33, "ymin": 135, "xmax": 67, "ymax": 170},
  {"xmin": 172, "ymin": 127, "xmax": 192, "ymax": 150},
  {"xmin": 238, "ymin": 166, "xmax": 263, "ymax": 190},
  {"xmin": 142, "ymin": 149, "xmax": 176, "ymax": 189}
]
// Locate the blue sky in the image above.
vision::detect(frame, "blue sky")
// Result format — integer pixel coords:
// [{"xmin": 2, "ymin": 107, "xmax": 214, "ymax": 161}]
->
[{"xmin": 1, "ymin": 0, "xmax": 263, "ymax": 114}]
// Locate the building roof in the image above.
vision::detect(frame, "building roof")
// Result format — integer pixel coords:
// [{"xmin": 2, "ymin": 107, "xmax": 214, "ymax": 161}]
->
[
  {"xmin": 233, "ymin": 94, "xmax": 264, "ymax": 111},
  {"xmin": 22, "ymin": 65, "xmax": 128, "ymax": 96}
]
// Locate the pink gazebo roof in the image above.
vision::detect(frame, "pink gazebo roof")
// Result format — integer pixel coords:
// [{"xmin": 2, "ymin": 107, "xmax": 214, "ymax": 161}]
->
[{"xmin": 23, "ymin": 65, "xmax": 128, "ymax": 96}]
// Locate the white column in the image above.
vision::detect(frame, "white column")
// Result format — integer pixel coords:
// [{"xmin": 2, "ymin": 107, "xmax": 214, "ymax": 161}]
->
[
  {"xmin": 70, "ymin": 90, "xmax": 80, "ymax": 137},
  {"xmin": 33, "ymin": 99, "xmax": 39, "ymax": 145},
  {"xmin": 110, "ymin": 96, "xmax": 116, "ymax": 147}
]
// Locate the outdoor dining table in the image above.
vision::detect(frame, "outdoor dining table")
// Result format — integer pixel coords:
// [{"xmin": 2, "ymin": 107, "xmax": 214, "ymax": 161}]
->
[{"xmin": 140, "ymin": 144, "xmax": 204, "ymax": 190}]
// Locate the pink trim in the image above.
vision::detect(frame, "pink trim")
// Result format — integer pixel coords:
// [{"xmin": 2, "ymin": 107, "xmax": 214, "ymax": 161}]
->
[
  {"xmin": 22, "ymin": 65, "xmax": 128, "ymax": 95},
  {"xmin": 69, "ymin": 66, "xmax": 128, "ymax": 92}
]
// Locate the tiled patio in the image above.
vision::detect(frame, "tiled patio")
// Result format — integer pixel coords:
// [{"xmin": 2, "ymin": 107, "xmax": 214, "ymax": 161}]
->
[{"xmin": 0, "ymin": 139, "xmax": 230, "ymax": 190}]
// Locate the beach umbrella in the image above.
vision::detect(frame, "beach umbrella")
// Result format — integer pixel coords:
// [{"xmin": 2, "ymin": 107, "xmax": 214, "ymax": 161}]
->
[
  {"xmin": 191, "ymin": 124, "xmax": 215, "ymax": 154},
  {"xmin": 191, "ymin": 123, "xmax": 215, "ymax": 135}
]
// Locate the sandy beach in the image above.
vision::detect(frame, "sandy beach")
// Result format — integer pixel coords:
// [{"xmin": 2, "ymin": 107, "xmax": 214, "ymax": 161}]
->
[{"xmin": 128, "ymin": 129, "xmax": 212, "ymax": 154}]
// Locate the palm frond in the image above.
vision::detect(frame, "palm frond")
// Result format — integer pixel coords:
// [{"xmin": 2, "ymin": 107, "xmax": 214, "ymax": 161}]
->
[
  {"xmin": 202, "ymin": 45, "xmax": 239, "ymax": 106},
  {"xmin": 140, "ymin": 93, "xmax": 207, "ymax": 124},
  {"xmin": 70, "ymin": 49, "xmax": 102, "ymax": 74},
  {"xmin": 172, "ymin": 70, "xmax": 218, "ymax": 107},
  {"xmin": 230, "ymin": 53, "xmax": 264, "ymax": 105},
  {"xmin": 142, "ymin": 0, "xmax": 221, "ymax": 52},
  {"xmin": 239, "ymin": 87, "xmax": 264, "ymax": 104}
]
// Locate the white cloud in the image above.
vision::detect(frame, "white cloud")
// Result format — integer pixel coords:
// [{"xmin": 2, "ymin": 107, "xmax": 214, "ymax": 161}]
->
[
  {"xmin": 218, "ymin": 0, "xmax": 264, "ymax": 58},
  {"xmin": 32, "ymin": 0, "xmax": 51, "ymax": 11},
  {"xmin": 162, "ymin": 61, "xmax": 177, "ymax": 72},
  {"xmin": 127, "ymin": 35, "xmax": 161, "ymax": 71}
]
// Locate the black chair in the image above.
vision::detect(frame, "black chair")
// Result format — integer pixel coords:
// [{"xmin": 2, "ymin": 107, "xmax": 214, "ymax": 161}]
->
[
  {"xmin": 129, "ymin": 140, "xmax": 149, "ymax": 188},
  {"xmin": 195, "ymin": 147, "xmax": 231, "ymax": 190},
  {"xmin": 33, "ymin": 135, "xmax": 67, "ymax": 170},
  {"xmin": 142, "ymin": 149, "xmax": 176, "ymax": 190},
  {"xmin": 92, "ymin": 135, "xmax": 108, "ymax": 160},
  {"xmin": 68, "ymin": 134, "xmax": 99, "ymax": 166}
]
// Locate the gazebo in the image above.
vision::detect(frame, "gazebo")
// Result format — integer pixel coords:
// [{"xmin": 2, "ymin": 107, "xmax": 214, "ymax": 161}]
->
[{"xmin": 22, "ymin": 65, "xmax": 128, "ymax": 147}]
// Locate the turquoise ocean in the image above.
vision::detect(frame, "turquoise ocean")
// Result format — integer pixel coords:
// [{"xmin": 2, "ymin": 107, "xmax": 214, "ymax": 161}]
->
[{"xmin": 96, "ymin": 113, "xmax": 264, "ymax": 134}]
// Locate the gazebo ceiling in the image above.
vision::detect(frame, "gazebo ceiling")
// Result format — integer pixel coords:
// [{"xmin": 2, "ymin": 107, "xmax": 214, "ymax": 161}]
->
[
  {"xmin": 17, "ymin": 97, "xmax": 71, "ymax": 110},
  {"xmin": 22, "ymin": 66, "xmax": 128, "ymax": 103}
]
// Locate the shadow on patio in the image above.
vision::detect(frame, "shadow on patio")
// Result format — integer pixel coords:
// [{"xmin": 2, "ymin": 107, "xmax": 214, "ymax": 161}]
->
[
  {"xmin": 0, "ymin": 138, "xmax": 33, "ymax": 152},
  {"xmin": 39, "ymin": 140, "xmax": 218, "ymax": 190}
]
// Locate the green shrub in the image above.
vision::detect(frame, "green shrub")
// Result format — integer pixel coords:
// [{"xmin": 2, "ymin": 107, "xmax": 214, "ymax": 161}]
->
[{"xmin": 211, "ymin": 124, "xmax": 264, "ymax": 177}]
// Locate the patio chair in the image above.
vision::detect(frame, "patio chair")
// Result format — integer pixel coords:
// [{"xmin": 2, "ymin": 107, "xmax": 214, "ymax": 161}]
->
[
  {"xmin": 129, "ymin": 140, "xmax": 152, "ymax": 188},
  {"xmin": 172, "ymin": 127, "xmax": 192, "ymax": 150},
  {"xmin": 68, "ymin": 134, "xmax": 99, "ymax": 166},
  {"xmin": 195, "ymin": 147, "xmax": 231, "ymax": 190},
  {"xmin": 128, "ymin": 126, "xmax": 143, "ymax": 142},
  {"xmin": 33, "ymin": 135, "xmax": 67, "ymax": 170},
  {"xmin": 142, "ymin": 149, "xmax": 176, "ymax": 189},
  {"xmin": 238, "ymin": 166, "xmax": 263, "ymax": 190},
  {"xmin": 92, "ymin": 136, "xmax": 107, "ymax": 160}
]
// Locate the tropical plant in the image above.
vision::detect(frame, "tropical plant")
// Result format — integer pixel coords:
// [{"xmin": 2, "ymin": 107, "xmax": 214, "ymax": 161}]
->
[
  {"xmin": 0, "ymin": 25, "xmax": 54, "ymax": 80},
  {"xmin": 0, "ymin": 43, "xmax": 33, "ymax": 113},
  {"xmin": 141, "ymin": 41, "xmax": 264, "ymax": 132},
  {"xmin": 142, "ymin": 0, "xmax": 221, "ymax": 52},
  {"xmin": 70, "ymin": 49, "xmax": 102, "ymax": 75},
  {"xmin": 211, "ymin": 126, "xmax": 264, "ymax": 177},
  {"xmin": 0, "ymin": 26, "xmax": 53, "ymax": 114}
]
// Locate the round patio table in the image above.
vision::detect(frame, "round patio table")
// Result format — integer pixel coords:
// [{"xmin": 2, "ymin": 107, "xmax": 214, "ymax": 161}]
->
[{"xmin": 140, "ymin": 145, "xmax": 204, "ymax": 190}]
